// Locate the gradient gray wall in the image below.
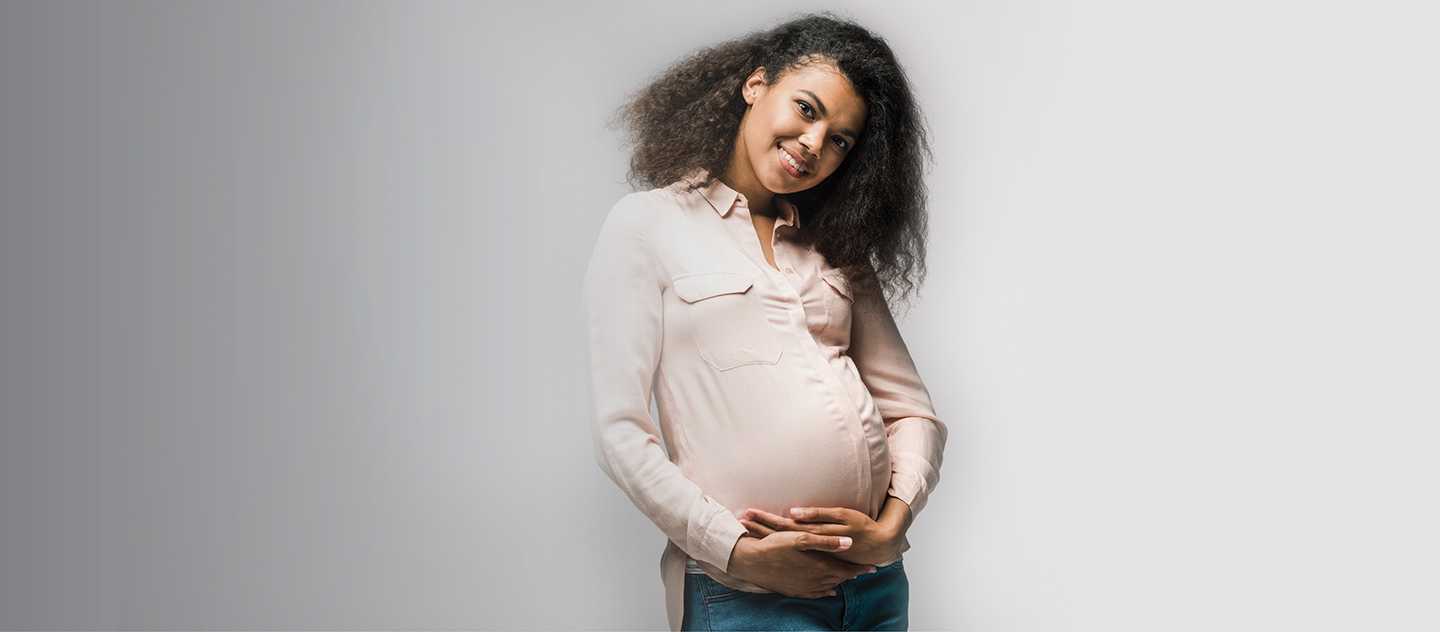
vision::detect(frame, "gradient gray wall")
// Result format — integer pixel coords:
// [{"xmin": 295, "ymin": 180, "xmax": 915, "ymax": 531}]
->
[{"xmin": 2, "ymin": 1, "xmax": 1437, "ymax": 630}]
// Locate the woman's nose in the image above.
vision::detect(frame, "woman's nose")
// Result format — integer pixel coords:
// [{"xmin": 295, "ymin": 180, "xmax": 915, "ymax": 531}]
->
[{"xmin": 799, "ymin": 134, "xmax": 821, "ymax": 161}]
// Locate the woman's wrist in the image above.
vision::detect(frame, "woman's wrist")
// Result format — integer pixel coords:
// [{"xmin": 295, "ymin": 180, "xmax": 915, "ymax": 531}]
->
[
  {"xmin": 726, "ymin": 534, "xmax": 759, "ymax": 578},
  {"xmin": 878, "ymin": 496, "xmax": 913, "ymax": 554}
]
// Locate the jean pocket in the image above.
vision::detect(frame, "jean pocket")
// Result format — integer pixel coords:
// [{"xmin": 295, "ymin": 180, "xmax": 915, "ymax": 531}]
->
[{"xmin": 698, "ymin": 574, "xmax": 748, "ymax": 604}]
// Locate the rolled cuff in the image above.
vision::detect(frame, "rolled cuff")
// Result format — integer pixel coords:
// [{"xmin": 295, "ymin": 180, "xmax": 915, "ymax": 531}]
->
[
  {"xmin": 688, "ymin": 502, "xmax": 747, "ymax": 573},
  {"xmin": 886, "ymin": 454, "xmax": 939, "ymax": 519}
]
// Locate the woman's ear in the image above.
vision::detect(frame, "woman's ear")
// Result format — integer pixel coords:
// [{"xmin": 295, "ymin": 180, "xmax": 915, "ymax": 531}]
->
[{"xmin": 742, "ymin": 66, "xmax": 768, "ymax": 106}]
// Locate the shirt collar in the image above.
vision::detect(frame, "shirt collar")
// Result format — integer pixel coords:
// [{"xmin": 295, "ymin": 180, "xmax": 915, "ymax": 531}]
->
[{"xmin": 686, "ymin": 168, "xmax": 801, "ymax": 229}]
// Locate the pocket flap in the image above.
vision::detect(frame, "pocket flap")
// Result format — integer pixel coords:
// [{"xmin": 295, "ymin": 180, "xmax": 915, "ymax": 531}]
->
[
  {"xmin": 819, "ymin": 270, "xmax": 853, "ymax": 301},
  {"xmin": 673, "ymin": 272, "xmax": 755, "ymax": 303}
]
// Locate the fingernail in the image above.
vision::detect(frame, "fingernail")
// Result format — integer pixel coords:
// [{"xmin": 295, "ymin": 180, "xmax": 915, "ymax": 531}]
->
[
  {"xmin": 867, "ymin": 567, "xmax": 878, "ymax": 574},
  {"xmin": 791, "ymin": 508, "xmax": 805, "ymax": 518},
  {"xmin": 838, "ymin": 536, "xmax": 853, "ymax": 548}
]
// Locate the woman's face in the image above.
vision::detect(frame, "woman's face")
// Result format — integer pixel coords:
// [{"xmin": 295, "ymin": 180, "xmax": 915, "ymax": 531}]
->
[{"xmin": 739, "ymin": 61, "xmax": 867, "ymax": 194}]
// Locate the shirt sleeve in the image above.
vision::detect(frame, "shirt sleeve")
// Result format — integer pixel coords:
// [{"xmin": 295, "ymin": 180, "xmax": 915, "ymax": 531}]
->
[
  {"xmin": 582, "ymin": 193, "xmax": 747, "ymax": 572},
  {"xmin": 847, "ymin": 270, "xmax": 949, "ymax": 522}
]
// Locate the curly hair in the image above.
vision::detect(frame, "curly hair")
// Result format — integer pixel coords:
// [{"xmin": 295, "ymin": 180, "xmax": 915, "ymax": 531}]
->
[{"xmin": 609, "ymin": 11, "xmax": 934, "ymax": 310}]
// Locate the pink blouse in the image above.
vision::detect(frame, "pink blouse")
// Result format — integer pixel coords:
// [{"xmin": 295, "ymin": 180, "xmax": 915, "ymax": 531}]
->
[{"xmin": 582, "ymin": 169, "xmax": 947, "ymax": 631}]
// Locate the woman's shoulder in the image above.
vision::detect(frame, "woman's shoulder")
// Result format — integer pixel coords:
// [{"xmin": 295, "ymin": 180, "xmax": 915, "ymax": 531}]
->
[
  {"xmin": 601, "ymin": 191, "xmax": 657, "ymax": 234},
  {"xmin": 606, "ymin": 173, "xmax": 709, "ymax": 222},
  {"xmin": 600, "ymin": 187, "xmax": 691, "ymax": 247},
  {"xmin": 605, "ymin": 189, "xmax": 668, "ymax": 220}
]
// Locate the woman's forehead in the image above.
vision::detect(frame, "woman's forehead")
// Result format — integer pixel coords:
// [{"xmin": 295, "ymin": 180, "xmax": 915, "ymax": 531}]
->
[
  {"xmin": 777, "ymin": 64, "xmax": 866, "ymax": 129},
  {"xmin": 777, "ymin": 62, "xmax": 848, "ymax": 88}
]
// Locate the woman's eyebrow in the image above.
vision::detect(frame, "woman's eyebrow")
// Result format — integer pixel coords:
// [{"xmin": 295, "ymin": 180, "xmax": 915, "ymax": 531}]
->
[
  {"xmin": 798, "ymin": 89, "xmax": 858, "ymax": 139},
  {"xmin": 798, "ymin": 89, "xmax": 831, "ymax": 117}
]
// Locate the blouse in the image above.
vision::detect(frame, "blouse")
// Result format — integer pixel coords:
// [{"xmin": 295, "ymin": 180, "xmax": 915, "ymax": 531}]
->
[{"xmin": 582, "ymin": 168, "xmax": 948, "ymax": 631}]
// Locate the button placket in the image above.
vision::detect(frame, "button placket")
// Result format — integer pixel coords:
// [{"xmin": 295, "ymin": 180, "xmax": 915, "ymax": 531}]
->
[
  {"xmin": 733, "ymin": 198, "xmax": 809, "ymax": 325},
  {"xmin": 734, "ymin": 198, "xmax": 784, "ymax": 281},
  {"xmin": 771, "ymin": 240, "xmax": 817, "ymax": 336}
]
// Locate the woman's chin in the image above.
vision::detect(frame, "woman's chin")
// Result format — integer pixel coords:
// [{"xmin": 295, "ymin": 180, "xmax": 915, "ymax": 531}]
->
[{"xmin": 764, "ymin": 173, "xmax": 809, "ymax": 195}]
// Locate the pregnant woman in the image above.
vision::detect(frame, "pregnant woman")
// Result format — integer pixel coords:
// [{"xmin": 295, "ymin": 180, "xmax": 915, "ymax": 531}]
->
[{"xmin": 584, "ymin": 13, "xmax": 947, "ymax": 631}]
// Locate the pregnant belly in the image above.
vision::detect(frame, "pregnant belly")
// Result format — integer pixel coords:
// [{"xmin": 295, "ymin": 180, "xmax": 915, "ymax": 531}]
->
[{"xmin": 679, "ymin": 382, "xmax": 890, "ymax": 519}]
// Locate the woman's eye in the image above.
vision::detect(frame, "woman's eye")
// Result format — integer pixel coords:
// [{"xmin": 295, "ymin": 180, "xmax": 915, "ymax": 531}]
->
[
  {"xmin": 833, "ymin": 137, "xmax": 849, "ymax": 150},
  {"xmin": 797, "ymin": 101, "xmax": 814, "ymax": 118}
]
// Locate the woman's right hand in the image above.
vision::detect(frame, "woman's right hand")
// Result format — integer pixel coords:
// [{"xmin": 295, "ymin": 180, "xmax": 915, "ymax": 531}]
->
[{"xmin": 725, "ymin": 533, "xmax": 878, "ymax": 598}]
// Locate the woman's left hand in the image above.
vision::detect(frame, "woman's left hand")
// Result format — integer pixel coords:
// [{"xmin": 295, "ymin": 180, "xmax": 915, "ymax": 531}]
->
[{"xmin": 740, "ymin": 506, "xmax": 904, "ymax": 567}]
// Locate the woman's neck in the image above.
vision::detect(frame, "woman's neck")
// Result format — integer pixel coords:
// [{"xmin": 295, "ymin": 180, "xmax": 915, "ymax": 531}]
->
[{"xmin": 720, "ymin": 149, "xmax": 776, "ymax": 217}]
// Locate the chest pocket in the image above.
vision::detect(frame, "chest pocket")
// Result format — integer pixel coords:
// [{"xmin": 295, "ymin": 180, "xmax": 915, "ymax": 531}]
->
[{"xmin": 672, "ymin": 272, "xmax": 783, "ymax": 371}]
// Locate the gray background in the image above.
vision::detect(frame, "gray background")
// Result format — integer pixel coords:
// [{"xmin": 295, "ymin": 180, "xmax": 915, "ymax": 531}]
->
[{"xmin": 2, "ymin": 0, "xmax": 1437, "ymax": 630}]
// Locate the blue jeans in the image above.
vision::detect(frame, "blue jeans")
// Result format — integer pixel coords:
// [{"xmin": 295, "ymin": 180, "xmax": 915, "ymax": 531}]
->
[{"xmin": 682, "ymin": 559, "xmax": 909, "ymax": 631}]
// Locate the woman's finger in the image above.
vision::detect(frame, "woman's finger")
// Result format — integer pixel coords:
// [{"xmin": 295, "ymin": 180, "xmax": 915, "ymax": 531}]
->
[
  {"xmin": 740, "ymin": 519, "xmax": 775, "ymax": 537},
  {"xmin": 748, "ymin": 512, "xmax": 846, "ymax": 535},
  {"xmin": 747, "ymin": 508, "xmax": 805, "ymax": 531},
  {"xmin": 790, "ymin": 506, "xmax": 859, "ymax": 525},
  {"xmin": 789, "ymin": 532, "xmax": 852, "ymax": 553},
  {"xmin": 747, "ymin": 509, "xmax": 851, "ymax": 536},
  {"xmin": 748, "ymin": 506, "xmax": 794, "ymax": 532}
]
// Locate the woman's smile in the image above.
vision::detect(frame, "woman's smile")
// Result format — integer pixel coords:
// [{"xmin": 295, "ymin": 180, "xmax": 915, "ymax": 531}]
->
[{"xmin": 779, "ymin": 144, "xmax": 810, "ymax": 179}]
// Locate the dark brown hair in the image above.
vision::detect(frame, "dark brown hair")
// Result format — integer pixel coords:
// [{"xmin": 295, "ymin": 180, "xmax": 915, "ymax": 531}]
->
[{"xmin": 610, "ymin": 11, "xmax": 934, "ymax": 309}]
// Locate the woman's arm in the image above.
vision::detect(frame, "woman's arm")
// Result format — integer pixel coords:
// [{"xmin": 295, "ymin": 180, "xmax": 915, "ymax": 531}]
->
[
  {"xmin": 583, "ymin": 194, "xmax": 747, "ymax": 572},
  {"xmin": 849, "ymin": 271, "xmax": 949, "ymax": 522}
]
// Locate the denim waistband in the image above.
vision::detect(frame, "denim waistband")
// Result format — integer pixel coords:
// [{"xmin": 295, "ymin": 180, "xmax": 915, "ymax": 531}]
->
[{"xmin": 685, "ymin": 555, "xmax": 901, "ymax": 575}]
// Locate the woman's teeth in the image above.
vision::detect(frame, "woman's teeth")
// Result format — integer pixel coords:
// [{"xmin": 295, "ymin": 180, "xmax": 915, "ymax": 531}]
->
[{"xmin": 781, "ymin": 148, "xmax": 807, "ymax": 176}]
